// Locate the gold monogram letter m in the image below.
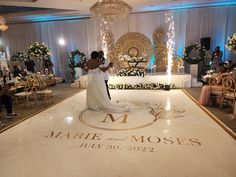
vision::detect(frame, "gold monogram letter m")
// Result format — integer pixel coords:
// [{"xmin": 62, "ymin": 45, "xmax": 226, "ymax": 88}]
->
[{"xmin": 101, "ymin": 114, "xmax": 128, "ymax": 123}]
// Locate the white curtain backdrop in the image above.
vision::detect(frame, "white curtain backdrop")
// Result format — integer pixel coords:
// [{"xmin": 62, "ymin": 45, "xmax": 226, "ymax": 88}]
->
[{"xmin": 2, "ymin": 6, "xmax": 236, "ymax": 80}]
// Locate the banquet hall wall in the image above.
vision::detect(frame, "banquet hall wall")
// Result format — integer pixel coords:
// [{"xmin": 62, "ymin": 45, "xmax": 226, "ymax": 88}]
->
[{"xmin": 1, "ymin": 6, "xmax": 236, "ymax": 80}]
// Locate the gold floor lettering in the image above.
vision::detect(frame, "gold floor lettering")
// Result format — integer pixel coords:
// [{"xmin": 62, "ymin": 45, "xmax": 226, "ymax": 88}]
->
[
  {"xmin": 45, "ymin": 131, "xmax": 202, "ymax": 147},
  {"xmin": 77, "ymin": 143, "xmax": 156, "ymax": 153}
]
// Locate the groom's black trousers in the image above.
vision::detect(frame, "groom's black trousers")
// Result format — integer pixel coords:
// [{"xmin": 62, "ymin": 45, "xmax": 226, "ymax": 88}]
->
[{"xmin": 105, "ymin": 80, "xmax": 111, "ymax": 100}]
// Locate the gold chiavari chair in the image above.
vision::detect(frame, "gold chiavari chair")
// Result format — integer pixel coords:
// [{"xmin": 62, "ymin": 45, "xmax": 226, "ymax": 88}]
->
[
  {"xmin": 208, "ymin": 75, "xmax": 223, "ymax": 104},
  {"xmin": 35, "ymin": 77, "xmax": 53, "ymax": 104},
  {"xmin": 219, "ymin": 76, "xmax": 236, "ymax": 109},
  {"xmin": 14, "ymin": 76, "xmax": 37, "ymax": 108}
]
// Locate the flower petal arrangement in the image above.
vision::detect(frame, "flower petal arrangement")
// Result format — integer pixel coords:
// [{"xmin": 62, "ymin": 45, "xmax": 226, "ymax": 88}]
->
[
  {"xmin": 118, "ymin": 54, "xmax": 148, "ymax": 62},
  {"xmin": 117, "ymin": 53, "xmax": 148, "ymax": 76},
  {"xmin": 117, "ymin": 68, "xmax": 146, "ymax": 77},
  {"xmin": 27, "ymin": 42, "xmax": 51, "ymax": 60},
  {"xmin": 182, "ymin": 43, "xmax": 206, "ymax": 64},
  {"xmin": 109, "ymin": 83, "xmax": 175, "ymax": 90},
  {"xmin": 11, "ymin": 52, "xmax": 28, "ymax": 61},
  {"xmin": 225, "ymin": 33, "xmax": 236, "ymax": 52}
]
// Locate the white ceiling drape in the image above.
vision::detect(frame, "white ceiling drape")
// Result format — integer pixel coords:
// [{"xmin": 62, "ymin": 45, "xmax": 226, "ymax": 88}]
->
[{"xmin": 2, "ymin": 6, "xmax": 236, "ymax": 80}]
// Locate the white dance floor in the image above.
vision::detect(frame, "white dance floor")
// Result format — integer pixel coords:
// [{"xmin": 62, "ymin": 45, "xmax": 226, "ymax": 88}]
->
[{"xmin": 0, "ymin": 90, "xmax": 235, "ymax": 177}]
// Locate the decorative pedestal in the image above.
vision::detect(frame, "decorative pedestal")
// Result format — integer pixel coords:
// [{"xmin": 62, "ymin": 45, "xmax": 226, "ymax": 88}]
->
[
  {"xmin": 190, "ymin": 64, "xmax": 202, "ymax": 87},
  {"xmin": 80, "ymin": 76, "xmax": 88, "ymax": 89},
  {"xmin": 190, "ymin": 64, "xmax": 198, "ymax": 78},
  {"xmin": 75, "ymin": 68, "xmax": 82, "ymax": 79},
  {"xmin": 71, "ymin": 79, "xmax": 80, "ymax": 88}
]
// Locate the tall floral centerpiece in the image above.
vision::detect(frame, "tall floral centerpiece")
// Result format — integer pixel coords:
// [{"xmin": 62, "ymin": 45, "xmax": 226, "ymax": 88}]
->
[
  {"xmin": 182, "ymin": 43, "xmax": 206, "ymax": 79},
  {"xmin": 27, "ymin": 42, "xmax": 51, "ymax": 60},
  {"xmin": 182, "ymin": 43, "xmax": 206, "ymax": 64},
  {"xmin": 27, "ymin": 42, "xmax": 52, "ymax": 74},
  {"xmin": 225, "ymin": 33, "xmax": 236, "ymax": 53}
]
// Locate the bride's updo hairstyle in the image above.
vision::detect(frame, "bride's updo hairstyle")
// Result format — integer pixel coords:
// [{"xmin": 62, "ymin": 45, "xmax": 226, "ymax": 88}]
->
[{"xmin": 91, "ymin": 51, "xmax": 99, "ymax": 59}]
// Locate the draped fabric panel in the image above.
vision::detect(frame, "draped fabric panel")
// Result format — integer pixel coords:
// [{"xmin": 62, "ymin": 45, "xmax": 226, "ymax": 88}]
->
[{"xmin": 2, "ymin": 6, "xmax": 236, "ymax": 80}]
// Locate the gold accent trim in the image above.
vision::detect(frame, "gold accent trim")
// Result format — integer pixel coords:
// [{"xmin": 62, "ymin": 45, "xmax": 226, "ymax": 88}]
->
[
  {"xmin": 79, "ymin": 110, "xmax": 155, "ymax": 131},
  {"xmin": 153, "ymin": 29, "xmax": 168, "ymax": 72},
  {"xmin": 182, "ymin": 89, "xmax": 236, "ymax": 140},
  {"xmin": 172, "ymin": 55, "xmax": 184, "ymax": 73}
]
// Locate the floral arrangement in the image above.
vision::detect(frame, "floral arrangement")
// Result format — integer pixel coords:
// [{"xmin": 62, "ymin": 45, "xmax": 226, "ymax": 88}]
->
[
  {"xmin": 11, "ymin": 52, "xmax": 28, "ymax": 61},
  {"xmin": 117, "ymin": 68, "xmax": 146, "ymax": 76},
  {"xmin": 68, "ymin": 49, "xmax": 87, "ymax": 82},
  {"xmin": 109, "ymin": 83, "xmax": 175, "ymax": 90},
  {"xmin": 69, "ymin": 49, "xmax": 87, "ymax": 68},
  {"xmin": 118, "ymin": 54, "xmax": 148, "ymax": 62},
  {"xmin": 182, "ymin": 43, "xmax": 206, "ymax": 64},
  {"xmin": 27, "ymin": 42, "xmax": 51, "ymax": 60},
  {"xmin": 225, "ymin": 33, "xmax": 236, "ymax": 52}
]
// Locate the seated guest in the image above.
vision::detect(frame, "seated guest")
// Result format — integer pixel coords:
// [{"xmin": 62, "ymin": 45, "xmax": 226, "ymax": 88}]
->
[
  {"xmin": 218, "ymin": 63, "xmax": 229, "ymax": 75},
  {"xmin": 25, "ymin": 58, "xmax": 35, "ymax": 73},
  {"xmin": 21, "ymin": 69, "xmax": 28, "ymax": 78},
  {"xmin": 0, "ymin": 84, "xmax": 17, "ymax": 119},
  {"xmin": 43, "ymin": 59, "xmax": 54, "ymax": 74},
  {"xmin": 12, "ymin": 65, "xmax": 23, "ymax": 78},
  {"xmin": 223, "ymin": 61, "xmax": 228, "ymax": 70},
  {"xmin": 226, "ymin": 60, "xmax": 234, "ymax": 72},
  {"xmin": 199, "ymin": 66, "xmax": 228, "ymax": 106}
]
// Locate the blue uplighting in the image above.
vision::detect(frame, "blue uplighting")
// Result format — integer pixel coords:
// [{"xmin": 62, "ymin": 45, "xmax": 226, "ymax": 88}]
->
[
  {"xmin": 143, "ymin": 1, "xmax": 236, "ymax": 11},
  {"xmin": 177, "ymin": 48, "xmax": 184, "ymax": 58},
  {"xmin": 25, "ymin": 15, "xmax": 86, "ymax": 22},
  {"xmin": 148, "ymin": 54, "xmax": 155, "ymax": 69}
]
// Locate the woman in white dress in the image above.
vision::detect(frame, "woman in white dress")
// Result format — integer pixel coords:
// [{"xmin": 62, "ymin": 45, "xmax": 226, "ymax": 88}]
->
[{"xmin": 86, "ymin": 51, "xmax": 129, "ymax": 112}]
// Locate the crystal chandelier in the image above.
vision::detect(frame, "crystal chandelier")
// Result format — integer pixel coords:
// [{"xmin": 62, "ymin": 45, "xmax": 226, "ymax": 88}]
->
[
  {"xmin": 90, "ymin": 0, "xmax": 132, "ymax": 23},
  {"xmin": 0, "ymin": 16, "xmax": 8, "ymax": 31}
]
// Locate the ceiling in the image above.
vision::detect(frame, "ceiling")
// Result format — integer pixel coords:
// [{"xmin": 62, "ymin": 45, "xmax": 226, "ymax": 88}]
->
[
  {"xmin": 0, "ymin": 6, "xmax": 51, "ymax": 14},
  {"xmin": 0, "ymin": 0, "xmax": 236, "ymax": 24}
]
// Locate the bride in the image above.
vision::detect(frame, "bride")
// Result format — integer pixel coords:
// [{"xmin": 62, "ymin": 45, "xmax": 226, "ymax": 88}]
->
[{"xmin": 85, "ymin": 51, "xmax": 130, "ymax": 112}]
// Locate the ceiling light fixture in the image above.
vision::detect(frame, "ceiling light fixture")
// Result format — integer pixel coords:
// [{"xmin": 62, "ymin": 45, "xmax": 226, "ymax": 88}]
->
[
  {"xmin": 0, "ymin": 16, "xmax": 8, "ymax": 31},
  {"xmin": 90, "ymin": 0, "xmax": 132, "ymax": 23},
  {"xmin": 58, "ymin": 38, "xmax": 66, "ymax": 46}
]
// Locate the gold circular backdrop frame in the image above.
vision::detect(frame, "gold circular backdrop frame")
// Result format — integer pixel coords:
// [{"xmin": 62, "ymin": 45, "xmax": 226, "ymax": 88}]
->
[{"xmin": 111, "ymin": 32, "xmax": 154, "ymax": 68}]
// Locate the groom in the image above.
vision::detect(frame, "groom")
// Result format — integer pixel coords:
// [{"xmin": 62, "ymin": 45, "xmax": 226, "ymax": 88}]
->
[{"xmin": 98, "ymin": 51, "xmax": 112, "ymax": 100}]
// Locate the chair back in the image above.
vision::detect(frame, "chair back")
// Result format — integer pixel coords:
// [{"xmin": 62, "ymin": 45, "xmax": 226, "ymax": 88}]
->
[
  {"xmin": 37, "ymin": 77, "xmax": 47, "ymax": 90},
  {"xmin": 208, "ymin": 74, "xmax": 222, "ymax": 86},
  {"xmin": 222, "ymin": 76, "xmax": 236, "ymax": 93}
]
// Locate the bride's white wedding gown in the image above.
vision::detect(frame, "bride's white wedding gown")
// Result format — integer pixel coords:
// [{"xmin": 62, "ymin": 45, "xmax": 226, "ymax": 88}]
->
[{"xmin": 86, "ymin": 68, "xmax": 130, "ymax": 112}]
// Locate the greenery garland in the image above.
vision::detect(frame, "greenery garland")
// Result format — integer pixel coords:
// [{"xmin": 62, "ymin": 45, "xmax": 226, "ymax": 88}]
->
[
  {"xmin": 182, "ymin": 43, "xmax": 206, "ymax": 64},
  {"xmin": 69, "ymin": 49, "xmax": 87, "ymax": 69},
  {"xmin": 69, "ymin": 49, "xmax": 87, "ymax": 82}
]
